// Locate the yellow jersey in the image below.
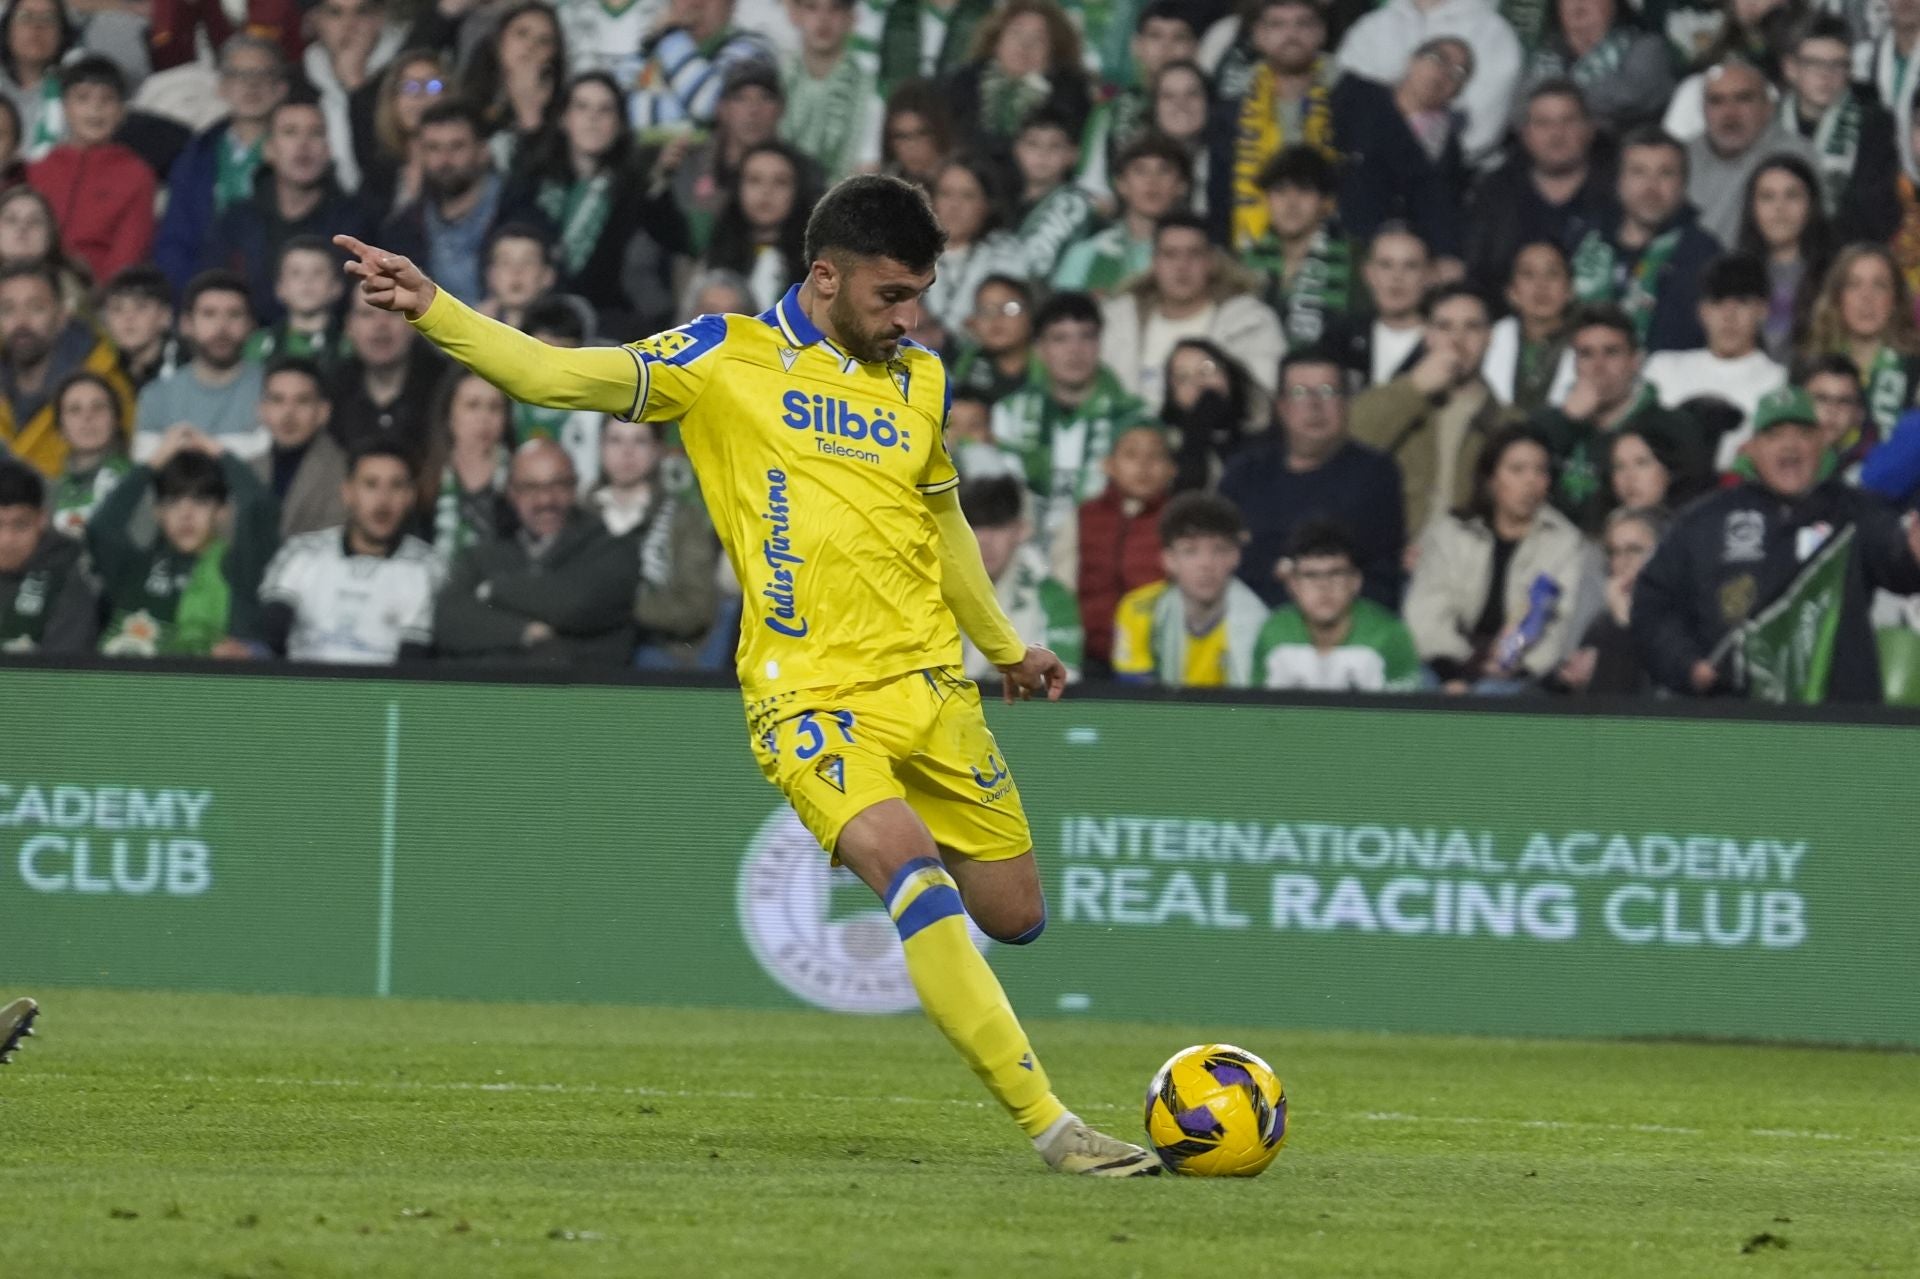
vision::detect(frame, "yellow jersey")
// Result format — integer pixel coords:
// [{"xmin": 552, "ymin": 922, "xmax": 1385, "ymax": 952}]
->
[
  {"xmin": 416, "ymin": 284, "xmax": 966, "ymax": 701},
  {"xmin": 1111, "ymin": 581, "xmax": 1231, "ymax": 688}
]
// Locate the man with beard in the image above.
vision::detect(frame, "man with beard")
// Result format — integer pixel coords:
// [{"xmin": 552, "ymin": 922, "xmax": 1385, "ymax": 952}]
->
[
  {"xmin": 134, "ymin": 271, "xmax": 267, "ymax": 458},
  {"xmin": 1215, "ymin": 0, "xmax": 1340, "ymax": 252},
  {"xmin": 259, "ymin": 441, "xmax": 442, "ymax": 664},
  {"xmin": 0, "ymin": 263, "xmax": 136, "ymax": 476},
  {"xmin": 377, "ymin": 100, "xmax": 548, "ymax": 306}
]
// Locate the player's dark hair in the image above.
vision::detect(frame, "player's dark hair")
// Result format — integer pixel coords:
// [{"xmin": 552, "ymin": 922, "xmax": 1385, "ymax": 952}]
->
[
  {"xmin": 1285, "ymin": 518, "xmax": 1359, "ymax": 566},
  {"xmin": 1699, "ymin": 253, "xmax": 1769, "ymax": 302},
  {"xmin": 1567, "ymin": 301, "xmax": 1639, "ymax": 350},
  {"xmin": 1113, "ymin": 132, "xmax": 1192, "ymax": 187},
  {"xmin": 349, "ymin": 438, "xmax": 417, "ymax": 479},
  {"xmin": 263, "ymin": 354, "xmax": 330, "ymax": 399},
  {"xmin": 58, "ymin": 53, "xmax": 126, "ymax": 100},
  {"xmin": 803, "ymin": 173, "xmax": 947, "ymax": 272},
  {"xmin": 522, "ymin": 295, "xmax": 588, "ymax": 343},
  {"xmin": 0, "ymin": 456, "xmax": 44, "ymax": 510},
  {"xmin": 153, "ymin": 450, "xmax": 229, "ymax": 504},
  {"xmin": 1420, "ymin": 282, "xmax": 1490, "ymax": 322},
  {"xmin": 1159, "ymin": 491, "xmax": 1244, "ymax": 547},
  {"xmin": 1258, "ymin": 144, "xmax": 1337, "ymax": 196},
  {"xmin": 959, "ymin": 475, "xmax": 1025, "ymax": 529},
  {"xmin": 1136, "ymin": 0, "xmax": 1199, "ymax": 36},
  {"xmin": 182, "ymin": 268, "xmax": 254, "ymax": 316},
  {"xmin": 1033, "ymin": 290, "xmax": 1102, "ymax": 336}
]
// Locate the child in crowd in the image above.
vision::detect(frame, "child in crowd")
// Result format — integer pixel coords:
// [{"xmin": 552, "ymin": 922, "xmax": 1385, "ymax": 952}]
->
[
  {"xmin": 959, "ymin": 475, "xmax": 1082, "ymax": 683},
  {"xmin": 1077, "ymin": 422, "xmax": 1173, "ymax": 674},
  {"xmin": 1012, "ymin": 109, "xmax": 1098, "ymax": 281},
  {"xmin": 477, "ymin": 223, "xmax": 557, "ymax": 331},
  {"xmin": 24, "ymin": 56, "xmax": 154, "ymax": 283},
  {"xmin": 244, "ymin": 237, "xmax": 349, "ymax": 366},
  {"xmin": 98, "ymin": 266, "xmax": 179, "ymax": 391},
  {"xmin": 1112, "ymin": 492, "xmax": 1269, "ymax": 688},
  {"xmin": 1253, "ymin": 520, "xmax": 1422, "ymax": 691}
]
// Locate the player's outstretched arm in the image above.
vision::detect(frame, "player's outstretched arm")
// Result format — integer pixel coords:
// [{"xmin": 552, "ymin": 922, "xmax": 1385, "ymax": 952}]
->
[
  {"xmin": 924, "ymin": 487, "xmax": 1067, "ymax": 704},
  {"xmin": 334, "ymin": 234, "xmax": 641, "ymax": 417}
]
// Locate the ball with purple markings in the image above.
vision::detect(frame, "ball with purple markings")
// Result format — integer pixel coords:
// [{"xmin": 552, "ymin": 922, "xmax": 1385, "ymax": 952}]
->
[{"xmin": 1142, "ymin": 1042, "xmax": 1288, "ymax": 1177}]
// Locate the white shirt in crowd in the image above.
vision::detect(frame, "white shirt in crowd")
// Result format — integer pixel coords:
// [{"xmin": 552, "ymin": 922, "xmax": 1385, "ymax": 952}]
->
[
  {"xmin": 260, "ymin": 529, "xmax": 444, "ymax": 665},
  {"xmin": 1372, "ymin": 320, "xmax": 1425, "ymax": 389},
  {"xmin": 1136, "ymin": 307, "xmax": 1218, "ymax": 412},
  {"xmin": 1640, "ymin": 347, "xmax": 1786, "ymax": 469}
]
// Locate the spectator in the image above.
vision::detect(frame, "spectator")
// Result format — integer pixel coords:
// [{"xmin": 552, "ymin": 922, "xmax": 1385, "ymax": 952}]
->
[
  {"xmin": 511, "ymin": 295, "xmax": 602, "ymax": 479},
  {"xmin": 780, "ymin": 0, "xmax": 879, "ymax": 183},
  {"xmin": 1633, "ymin": 385, "xmax": 1920, "ymax": 700},
  {"xmin": 1149, "ymin": 61, "xmax": 1217, "ymax": 221},
  {"xmin": 941, "ymin": 0, "xmax": 1092, "ymax": 160},
  {"xmin": 591, "ymin": 416, "xmax": 719, "ymax": 660},
  {"xmin": 460, "ymin": 0, "xmax": 566, "ymax": 172},
  {"xmin": 47, "ymin": 368, "xmax": 130, "ymax": 536},
  {"xmin": 625, "ymin": 0, "xmax": 773, "ymax": 132},
  {"xmin": 87, "ymin": 425, "xmax": 278, "ymax": 657},
  {"xmin": 1100, "ymin": 213, "xmax": 1286, "ymax": 412},
  {"xmin": 1569, "ymin": 126, "xmax": 1722, "ymax": 353},
  {"xmin": 877, "ymin": 78, "xmax": 954, "ymax": 188},
  {"xmin": 1604, "ymin": 421, "xmax": 1703, "ymax": 511},
  {"xmin": 957, "ymin": 474, "xmax": 1082, "ymax": 681},
  {"xmin": 148, "ymin": 0, "xmax": 303, "ymax": 71},
  {"xmin": 379, "ymin": 99, "xmax": 550, "ymax": 306},
  {"xmin": 1531, "ymin": 303, "xmax": 1713, "ymax": 534},
  {"xmin": 1734, "ymin": 154, "xmax": 1836, "ymax": 360},
  {"xmin": 701, "ymin": 140, "xmax": 814, "ymax": 311},
  {"xmin": 991, "ymin": 290, "xmax": 1154, "ymax": 582},
  {"xmin": 1242, "ymin": 146, "xmax": 1357, "ymax": 350},
  {"xmin": 1112, "ymin": 491, "xmax": 1270, "ymax": 687},
  {"xmin": 1076, "ymin": 422, "xmax": 1173, "ymax": 673},
  {"xmin": 0, "ymin": 261, "xmax": 133, "ymax": 476},
  {"xmin": 357, "ymin": 48, "xmax": 447, "ymax": 214},
  {"xmin": 1080, "ymin": 2, "xmax": 1200, "ymax": 194},
  {"xmin": 1009, "ymin": 108, "xmax": 1098, "ymax": 282},
  {"xmin": 0, "ymin": 455, "xmax": 96, "ymax": 652},
  {"xmin": 1514, "ymin": 0, "xmax": 1675, "ymax": 136},
  {"xmin": 1643, "ymin": 254, "xmax": 1786, "ymax": 465},
  {"xmin": 0, "ymin": 93, "xmax": 22, "ymax": 188},
  {"xmin": 0, "ymin": 0, "xmax": 76, "ymax": 161},
  {"xmin": 434, "ymin": 438, "xmax": 640, "ymax": 665},
  {"xmin": 664, "ymin": 58, "xmax": 788, "ymax": 249},
  {"xmin": 329, "ymin": 286, "xmax": 443, "ymax": 460},
  {"xmin": 153, "ymin": 35, "xmax": 290, "ymax": 297},
  {"xmin": 1780, "ymin": 16, "xmax": 1897, "ymax": 241},
  {"xmin": 1405, "ymin": 425, "xmax": 1590, "ymax": 691},
  {"xmin": 1055, "ymin": 134, "xmax": 1192, "ymax": 295},
  {"xmin": 1354, "ymin": 286, "xmax": 1524, "ymax": 545},
  {"xmin": 1463, "ymin": 80, "xmax": 1612, "ymax": 293},
  {"xmin": 1483, "ymin": 240, "xmax": 1577, "ymax": 413},
  {"xmin": 203, "ymin": 92, "xmax": 369, "ymax": 322},
  {"xmin": 679, "ymin": 265, "xmax": 753, "ymax": 319},
  {"xmin": 1799, "ymin": 352, "xmax": 1875, "ymax": 474},
  {"xmin": 925, "ymin": 158, "xmax": 1025, "ymax": 334},
  {"xmin": 1252, "ymin": 519, "xmax": 1422, "ymax": 690},
  {"xmin": 98, "ymin": 265, "xmax": 179, "ymax": 391},
  {"xmin": 252, "ymin": 357, "xmax": 349, "ymax": 538},
  {"xmin": 25, "ymin": 56, "xmax": 155, "ymax": 284},
  {"xmin": 1334, "ymin": 0, "xmax": 1524, "ymax": 164},
  {"xmin": 528, "ymin": 71, "xmax": 690, "ymax": 337},
  {"xmin": 477, "ymin": 223, "xmax": 555, "ymax": 329},
  {"xmin": 1223, "ymin": 346, "xmax": 1407, "ymax": 607},
  {"xmin": 0, "ymin": 184, "xmax": 86, "ymax": 313},
  {"xmin": 952, "ymin": 275, "xmax": 1036, "ymax": 405},
  {"xmin": 418, "ymin": 367, "xmax": 510, "ymax": 558},
  {"xmin": 1337, "ymin": 224, "xmax": 1431, "ymax": 388},
  {"xmin": 1331, "ymin": 36, "xmax": 1471, "ymax": 257},
  {"xmin": 1686, "ymin": 57, "xmax": 1817, "ymax": 248},
  {"xmin": 1803, "ymin": 243, "xmax": 1920, "ymax": 440},
  {"xmin": 258, "ymin": 440, "xmax": 440, "ymax": 663},
  {"xmin": 1555, "ymin": 505, "xmax": 1663, "ymax": 695},
  {"xmin": 870, "ymin": 0, "xmax": 995, "ymax": 98},
  {"xmin": 1861, "ymin": 0, "xmax": 1920, "ymax": 125},
  {"xmin": 1219, "ymin": 0, "xmax": 1338, "ymax": 253},
  {"xmin": 134, "ymin": 271, "xmax": 266, "ymax": 458},
  {"xmin": 245, "ymin": 237, "xmax": 350, "ymax": 366},
  {"xmin": 1160, "ymin": 337, "xmax": 1259, "ymax": 491},
  {"xmin": 302, "ymin": 0, "xmax": 407, "ymax": 194}
]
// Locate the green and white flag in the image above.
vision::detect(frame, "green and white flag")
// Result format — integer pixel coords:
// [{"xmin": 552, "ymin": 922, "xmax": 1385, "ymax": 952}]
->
[{"xmin": 1723, "ymin": 525, "xmax": 1854, "ymax": 703}]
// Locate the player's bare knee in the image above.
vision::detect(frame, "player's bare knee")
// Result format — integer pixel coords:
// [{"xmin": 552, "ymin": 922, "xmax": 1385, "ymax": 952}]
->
[{"xmin": 986, "ymin": 904, "xmax": 1047, "ymax": 945}]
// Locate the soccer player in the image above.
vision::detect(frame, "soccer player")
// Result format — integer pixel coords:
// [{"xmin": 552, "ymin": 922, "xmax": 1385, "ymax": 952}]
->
[
  {"xmin": 333, "ymin": 175, "xmax": 1162, "ymax": 1177},
  {"xmin": 1, "ymin": 996, "xmax": 37, "ymax": 1064}
]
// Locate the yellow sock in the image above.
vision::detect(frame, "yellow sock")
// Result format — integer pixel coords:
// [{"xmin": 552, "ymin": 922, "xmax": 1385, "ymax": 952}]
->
[{"xmin": 885, "ymin": 857, "xmax": 1068, "ymax": 1138}]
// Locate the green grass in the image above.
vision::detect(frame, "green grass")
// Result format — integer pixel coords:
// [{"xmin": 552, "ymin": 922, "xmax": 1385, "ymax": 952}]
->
[{"xmin": 3, "ymin": 990, "xmax": 1916, "ymax": 1278}]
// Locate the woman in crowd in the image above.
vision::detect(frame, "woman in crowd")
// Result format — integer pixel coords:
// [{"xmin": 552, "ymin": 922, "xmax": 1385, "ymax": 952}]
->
[
  {"xmin": 0, "ymin": 0, "xmax": 75, "ymax": 161},
  {"xmin": 1736, "ymin": 156, "xmax": 1836, "ymax": 361},
  {"xmin": 1605, "ymin": 426, "xmax": 1695, "ymax": 512},
  {"xmin": 942, "ymin": 0, "xmax": 1091, "ymax": 161},
  {"xmin": 1555, "ymin": 505, "xmax": 1664, "ymax": 696},
  {"xmin": 1484, "ymin": 241, "xmax": 1576, "ymax": 413},
  {"xmin": 417, "ymin": 368, "xmax": 511, "ymax": 561},
  {"xmin": 1159, "ymin": 337, "xmax": 1259, "ymax": 492},
  {"xmin": 1803, "ymin": 243, "xmax": 1920, "ymax": 439},
  {"xmin": 593, "ymin": 416, "xmax": 720, "ymax": 665},
  {"xmin": 1405, "ymin": 426, "xmax": 1591, "ymax": 693},
  {"xmin": 529, "ymin": 71, "xmax": 689, "ymax": 337},
  {"xmin": 924, "ymin": 156, "xmax": 1026, "ymax": 333},
  {"xmin": 462, "ymin": 0, "xmax": 566, "ymax": 173},
  {"xmin": 0, "ymin": 183, "xmax": 90, "ymax": 309},
  {"xmin": 1150, "ymin": 61, "xmax": 1216, "ymax": 220},
  {"xmin": 878, "ymin": 79, "xmax": 954, "ymax": 189},
  {"xmin": 359, "ymin": 49, "xmax": 449, "ymax": 214},
  {"xmin": 700, "ymin": 141, "xmax": 812, "ymax": 312},
  {"xmin": 49, "ymin": 369, "xmax": 130, "ymax": 538}
]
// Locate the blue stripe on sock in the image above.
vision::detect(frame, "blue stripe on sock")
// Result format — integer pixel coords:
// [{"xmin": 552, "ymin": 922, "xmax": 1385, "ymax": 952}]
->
[
  {"xmin": 1005, "ymin": 911, "xmax": 1047, "ymax": 945},
  {"xmin": 894, "ymin": 884, "xmax": 965, "ymax": 942},
  {"xmin": 882, "ymin": 856, "xmax": 946, "ymax": 912}
]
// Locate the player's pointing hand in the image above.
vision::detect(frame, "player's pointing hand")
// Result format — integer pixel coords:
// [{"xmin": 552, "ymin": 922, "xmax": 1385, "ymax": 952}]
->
[
  {"xmin": 333, "ymin": 234, "xmax": 438, "ymax": 321},
  {"xmin": 998, "ymin": 645, "xmax": 1068, "ymax": 705}
]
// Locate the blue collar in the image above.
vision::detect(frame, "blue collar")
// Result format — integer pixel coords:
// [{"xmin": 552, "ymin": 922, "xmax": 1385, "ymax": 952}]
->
[{"xmin": 765, "ymin": 285, "xmax": 826, "ymax": 348}]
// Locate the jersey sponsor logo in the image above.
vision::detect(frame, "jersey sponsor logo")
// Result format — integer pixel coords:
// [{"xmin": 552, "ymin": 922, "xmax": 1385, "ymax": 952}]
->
[
  {"xmin": 779, "ymin": 390, "xmax": 912, "ymax": 450},
  {"xmin": 736, "ymin": 809, "xmax": 990, "ymax": 1015},
  {"xmin": 760, "ymin": 468, "xmax": 808, "ymax": 638},
  {"xmin": 970, "ymin": 752, "xmax": 1013, "ymax": 804}
]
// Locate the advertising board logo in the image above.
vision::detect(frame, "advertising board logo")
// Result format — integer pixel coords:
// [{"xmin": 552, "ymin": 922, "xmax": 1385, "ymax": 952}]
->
[{"xmin": 737, "ymin": 809, "xmax": 988, "ymax": 1014}]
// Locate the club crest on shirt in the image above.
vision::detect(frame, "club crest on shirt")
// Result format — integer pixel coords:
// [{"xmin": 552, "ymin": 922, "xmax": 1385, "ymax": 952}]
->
[
  {"xmin": 814, "ymin": 753, "xmax": 845, "ymax": 794},
  {"xmin": 1722, "ymin": 510, "xmax": 1766, "ymax": 564},
  {"xmin": 1719, "ymin": 573, "xmax": 1757, "ymax": 623},
  {"xmin": 888, "ymin": 361, "xmax": 911, "ymax": 403}
]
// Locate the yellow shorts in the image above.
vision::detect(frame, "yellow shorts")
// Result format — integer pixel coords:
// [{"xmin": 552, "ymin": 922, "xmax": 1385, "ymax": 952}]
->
[{"xmin": 745, "ymin": 666, "xmax": 1033, "ymax": 863}]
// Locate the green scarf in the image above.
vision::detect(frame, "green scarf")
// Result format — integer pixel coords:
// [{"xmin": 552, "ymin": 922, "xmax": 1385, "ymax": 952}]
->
[
  {"xmin": 100, "ymin": 540, "xmax": 231, "ymax": 657},
  {"xmin": 213, "ymin": 133, "xmax": 264, "ymax": 214},
  {"xmin": 1781, "ymin": 90, "xmax": 1862, "ymax": 216},
  {"xmin": 25, "ymin": 73, "xmax": 61, "ymax": 157},
  {"xmin": 1501, "ymin": 0, "xmax": 1554, "ymax": 52},
  {"xmin": 869, "ymin": 0, "xmax": 991, "ymax": 96},
  {"xmin": 1571, "ymin": 226, "xmax": 1683, "ymax": 346},
  {"xmin": 781, "ymin": 53, "xmax": 871, "ymax": 182},
  {"xmin": 1514, "ymin": 332, "xmax": 1566, "ymax": 414},
  {"xmin": 1531, "ymin": 28, "xmax": 1637, "ymax": 88},
  {"xmin": 1557, "ymin": 382, "xmax": 1659, "ymax": 513},
  {"xmin": 980, "ymin": 64, "xmax": 1051, "ymax": 141},
  {"xmin": 434, "ymin": 453, "xmax": 507, "ymax": 559},
  {"xmin": 1146, "ymin": 576, "xmax": 1270, "ymax": 688},
  {"xmin": 536, "ymin": 173, "xmax": 614, "ymax": 277},
  {"xmin": 51, "ymin": 456, "xmax": 130, "ymax": 538},
  {"xmin": 1863, "ymin": 344, "xmax": 1910, "ymax": 435},
  {"xmin": 0, "ymin": 556, "xmax": 68, "ymax": 652},
  {"xmin": 1247, "ymin": 229, "xmax": 1354, "ymax": 346}
]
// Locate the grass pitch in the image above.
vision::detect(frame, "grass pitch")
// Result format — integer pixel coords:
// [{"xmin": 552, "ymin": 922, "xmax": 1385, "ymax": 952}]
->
[{"xmin": 3, "ymin": 990, "xmax": 1915, "ymax": 1278}]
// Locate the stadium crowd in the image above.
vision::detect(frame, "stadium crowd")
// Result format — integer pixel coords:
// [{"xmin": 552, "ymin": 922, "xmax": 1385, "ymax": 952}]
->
[{"xmin": 2, "ymin": 0, "xmax": 1920, "ymax": 699}]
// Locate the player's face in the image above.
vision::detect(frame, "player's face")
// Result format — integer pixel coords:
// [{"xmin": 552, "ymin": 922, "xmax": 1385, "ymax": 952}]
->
[
  {"xmin": 0, "ymin": 502, "xmax": 42, "ymax": 574},
  {"xmin": 1284, "ymin": 553, "xmax": 1360, "ymax": 628},
  {"xmin": 56, "ymin": 380, "xmax": 118, "ymax": 454},
  {"xmin": 344, "ymin": 455, "xmax": 414, "ymax": 544},
  {"xmin": 821, "ymin": 256, "xmax": 934, "ymax": 363},
  {"xmin": 1163, "ymin": 534, "xmax": 1240, "ymax": 608}
]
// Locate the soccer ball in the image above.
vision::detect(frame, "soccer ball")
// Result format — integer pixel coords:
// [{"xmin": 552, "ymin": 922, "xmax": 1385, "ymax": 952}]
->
[{"xmin": 1143, "ymin": 1043, "xmax": 1288, "ymax": 1176}]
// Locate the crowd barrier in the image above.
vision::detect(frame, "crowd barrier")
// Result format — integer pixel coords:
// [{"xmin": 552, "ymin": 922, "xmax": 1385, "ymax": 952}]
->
[{"xmin": 4, "ymin": 664, "xmax": 1915, "ymax": 1047}]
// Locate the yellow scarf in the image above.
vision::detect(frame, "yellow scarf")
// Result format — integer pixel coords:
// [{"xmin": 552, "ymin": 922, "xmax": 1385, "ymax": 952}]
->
[{"xmin": 1232, "ymin": 60, "xmax": 1336, "ymax": 252}]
